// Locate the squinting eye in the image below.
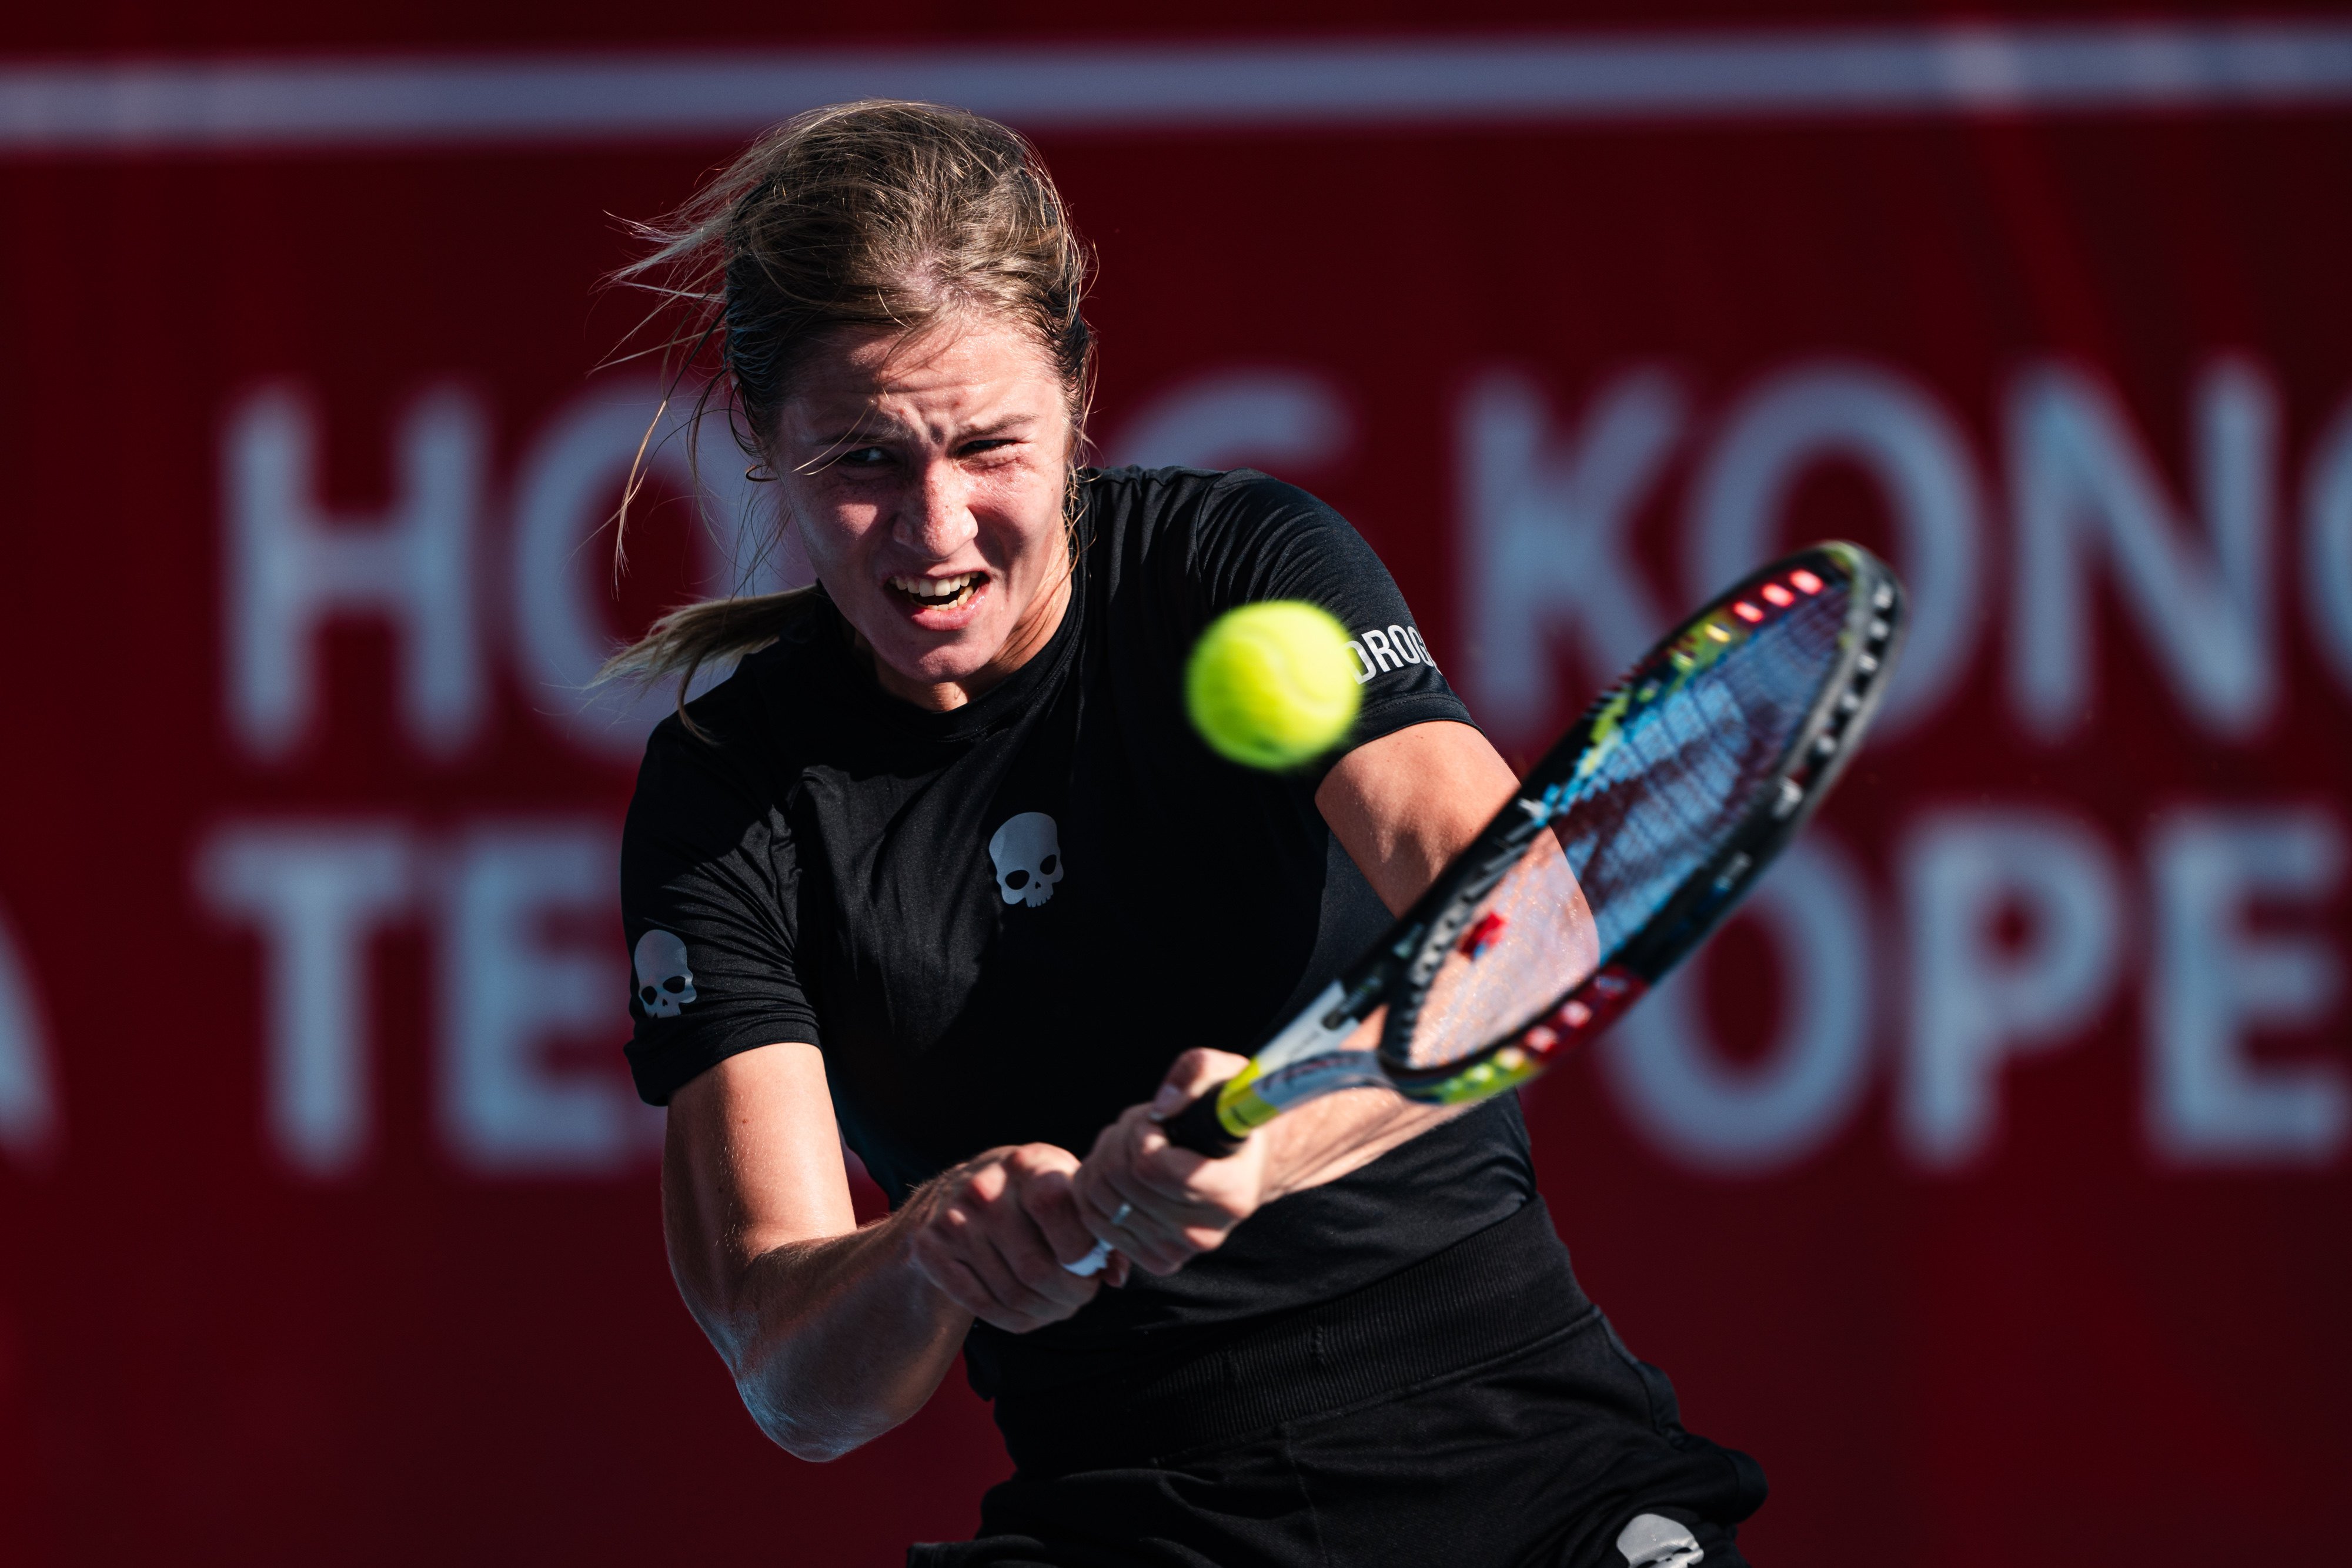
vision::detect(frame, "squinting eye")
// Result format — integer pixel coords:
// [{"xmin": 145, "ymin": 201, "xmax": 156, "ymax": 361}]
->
[{"xmin": 841, "ymin": 447, "xmax": 890, "ymax": 466}]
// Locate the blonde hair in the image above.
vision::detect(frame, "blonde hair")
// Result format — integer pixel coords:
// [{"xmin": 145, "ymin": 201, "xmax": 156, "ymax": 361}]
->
[{"xmin": 601, "ymin": 99, "xmax": 1096, "ymax": 706}]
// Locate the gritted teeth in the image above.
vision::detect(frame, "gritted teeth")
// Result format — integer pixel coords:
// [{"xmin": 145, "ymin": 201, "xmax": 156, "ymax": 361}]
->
[{"xmin": 888, "ymin": 571, "xmax": 984, "ymax": 607}]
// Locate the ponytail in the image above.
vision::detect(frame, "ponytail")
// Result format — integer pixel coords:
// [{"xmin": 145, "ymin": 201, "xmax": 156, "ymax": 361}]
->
[{"xmin": 597, "ymin": 586, "xmax": 827, "ymax": 738}]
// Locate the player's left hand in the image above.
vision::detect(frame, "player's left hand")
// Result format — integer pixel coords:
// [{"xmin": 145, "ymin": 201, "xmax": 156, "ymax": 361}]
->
[{"xmin": 1073, "ymin": 1048, "xmax": 1274, "ymax": 1275}]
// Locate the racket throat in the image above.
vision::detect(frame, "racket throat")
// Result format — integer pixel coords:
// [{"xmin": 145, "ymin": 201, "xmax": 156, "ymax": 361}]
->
[
  {"xmin": 1217, "ymin": 1043, "xmax": 1395, "ymax": 1134},
  {"xmin": 1167, "ymin": 979, "xmax": 1394, "ymax": 1146}
]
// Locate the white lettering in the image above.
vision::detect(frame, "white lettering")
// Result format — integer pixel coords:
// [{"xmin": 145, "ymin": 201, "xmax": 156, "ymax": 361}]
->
[
  {"xmin": 441, "ymin": 824, "xmax": 650, "ymax": 1172},
  {"xmin": 1110, "ymin": 369, "xmax": 1354, "ymax": 473},
  {"xmin": 196, "ymin": 823, "xmax": 416, "ymax": 1176},
  {"xmin": 223, "ymin": 385, "xmax": 487, "ymax": 759},
  {"xmin": 2302, "ymin": 395, "xmax": 2352, "ymax": 697},
  {"xmin": 1362, "ymin": 628, "xmax": 1401, "ymax": 672},
  {"xmin": 1456, "ymin": 369, "xmax": 1683, "ymax": 741},
  {"xmin": 0, "ymin": 906, "xmax": 58, "ymax": 1166},
  {"xmin": 1686, "ymin": 361, "xmax": 1984, "ymax": 734},
  {"xmin": 510, "ymin": 382, "xmax": 793, "ymax": 762},
  {"xmin": 1346, "ymin": 639, "xmax": 1376, "ymax": 683},
  {"xmin": 1899, "ymin": 810, "xmax": 2125, "ymax": 1166},
  {"xmin": 2007, "ymin": 359, "xmax": 2279, "ymax": 740},
  {"xmin": 1603, "ymin": 841, "xmax": 1874, "ymax": 1172},
  {"xmin": 1385, "ymin": 624, "xmax": 1421, "ymax": 665},
  {"xmin": 2146, "ymin": 808, "xmax": 2346, "ymax": 1165}
]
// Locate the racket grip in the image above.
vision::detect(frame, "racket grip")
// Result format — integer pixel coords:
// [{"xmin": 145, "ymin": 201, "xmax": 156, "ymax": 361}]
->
[{"xmin": 1158, "ymin": 1084, "xmax": 1247, "ymax": 1157}]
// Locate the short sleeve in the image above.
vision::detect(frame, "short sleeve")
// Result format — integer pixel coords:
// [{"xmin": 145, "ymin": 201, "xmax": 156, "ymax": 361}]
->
[
  {"xmin": 619, "ymin": 702, "xmax": 818, "ymax": 1106},
  {"xmin": 1186, "ymin": 469, "xmax": 1476, "ymax": 771}
]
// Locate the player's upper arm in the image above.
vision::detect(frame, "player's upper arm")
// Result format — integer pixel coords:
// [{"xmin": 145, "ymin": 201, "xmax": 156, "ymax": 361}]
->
[
  {"xmin": 662, "ymin": 1044, "xmax": 858, "ymax": 1336},
  {"xmin": 1178, "ymin": 470, "xmax": 1472, "ymax": 777},
  {"xmin": 1317, "ymin": 720, "xmax": 1520, "ymax": 915},
  {"xmin": 622, "ymin": 707, "xmax": 822, "ymax": 1107}
]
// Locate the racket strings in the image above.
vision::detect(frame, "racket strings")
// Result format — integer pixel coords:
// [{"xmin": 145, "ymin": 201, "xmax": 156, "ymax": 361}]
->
[
  {"xmin": 1402, "ymin": 834, "xmax": 1589, "ymax": 1069},
  {"xmin": 1396, "ymin": 584, "xmax": 1850, "ymax": 1072},
  {"xmin": 1565, "ymin": 589, "xmax": 1849, "ymax": 954}
]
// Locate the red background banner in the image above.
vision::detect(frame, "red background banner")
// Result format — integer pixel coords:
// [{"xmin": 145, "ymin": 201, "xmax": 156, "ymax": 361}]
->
[{"xmin": 2, "ymin": 11, "xmax": 2347, "ymax": 1565}]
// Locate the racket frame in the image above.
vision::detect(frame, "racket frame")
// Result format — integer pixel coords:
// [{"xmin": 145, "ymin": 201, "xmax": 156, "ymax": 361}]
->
[{"xmin": 1173, "ymin": 539, "xmax": 1906, "ymax": 1151}]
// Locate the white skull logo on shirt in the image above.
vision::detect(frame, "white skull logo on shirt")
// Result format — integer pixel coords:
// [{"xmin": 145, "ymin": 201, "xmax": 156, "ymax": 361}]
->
[
  {"xmin": 634, "ymin": 929, "xmax": 697, "ymax": 1019},
  {"xmin": 988, "ymin": 812, "xmax": 1064, "ymax": 908}
]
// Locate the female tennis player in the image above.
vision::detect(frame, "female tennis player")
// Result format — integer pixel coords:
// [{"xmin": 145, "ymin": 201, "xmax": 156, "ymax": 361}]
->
[{"xmin": 614, "ymin": 101, "xmax": 1765, "ymax": 1567}]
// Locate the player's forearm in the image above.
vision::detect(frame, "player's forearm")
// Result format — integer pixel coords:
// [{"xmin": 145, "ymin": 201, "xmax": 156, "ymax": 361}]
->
[
  {"xmin": 686, "ymin": 1215, "xmax": 970, "ymax": 1462},
  {"xmin": 1256, "ymin": 1086, "xmax": 1461, "ymax": 1202}
]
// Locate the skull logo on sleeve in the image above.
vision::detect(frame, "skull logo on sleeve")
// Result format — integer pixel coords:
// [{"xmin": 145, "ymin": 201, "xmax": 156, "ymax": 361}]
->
[{"xmin": 633, "ymin": 930, "xmax": 697, "ymax": 1019}]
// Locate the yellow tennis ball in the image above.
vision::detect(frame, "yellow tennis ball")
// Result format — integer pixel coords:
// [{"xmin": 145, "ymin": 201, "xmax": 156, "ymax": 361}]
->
[{"xmin": 1185, "ymin": 601, "xmax": 1363, "ymax": 770}]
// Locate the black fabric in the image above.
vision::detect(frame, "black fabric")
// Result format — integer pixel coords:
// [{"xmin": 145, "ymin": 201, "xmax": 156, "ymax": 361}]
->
[
  {"xmin": 620, "ymin": 466, "xmax": 1531, "ymax": 1398},
  {"xmin": 910, "ymin": 1202, "xmax": 1767, "ymax": 1568},
  {"xmin": 991, "ymin": 1196, "xmax": 1587, "ymax": 1475}
]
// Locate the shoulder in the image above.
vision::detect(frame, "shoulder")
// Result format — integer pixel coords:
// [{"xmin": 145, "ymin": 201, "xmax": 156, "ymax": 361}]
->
[
  {"xmin": 1083, "ymin": 466, "xmax": 1358, "ymax": 597},
  {"xmin": 1084, "ymin": 464, "xmax": 1337, "ymax": 537},
  {"xmin": 625, "ymin": 613, "xmax": 837, "ymax": 846}
]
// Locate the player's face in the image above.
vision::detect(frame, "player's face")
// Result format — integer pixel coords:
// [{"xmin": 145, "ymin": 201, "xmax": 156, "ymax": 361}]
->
[{"xmin": 777, "ymin": 316, "xmax": 1076, "ymax": 710}]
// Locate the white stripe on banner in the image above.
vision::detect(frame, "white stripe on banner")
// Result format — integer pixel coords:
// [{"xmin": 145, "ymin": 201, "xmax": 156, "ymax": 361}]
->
[{"xmin": 4, "ymin": 24, "xmax": 2352, "ymax": 152}]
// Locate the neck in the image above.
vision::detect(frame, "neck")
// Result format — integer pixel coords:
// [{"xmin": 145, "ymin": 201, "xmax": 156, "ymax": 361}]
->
[{"xmin": 867, "ymin": 559, "xmax": 1074, "ymax": 712}]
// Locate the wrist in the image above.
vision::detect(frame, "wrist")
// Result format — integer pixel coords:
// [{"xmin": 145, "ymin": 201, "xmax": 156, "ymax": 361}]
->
[
  {"xmin": 873, "ymin": 1184, "xmax": 947, "ymax": 1290},
  {"xmin": 1257, "ymin": 1088, "xmax": 1428, "ymax": 1201},
  {"xmin": 881, "ymin": 1178, "xmax": 1000, "ymax": 1332},
  {"xmin": 1251, "ymin": 1118, "xmax": 1315, "ymax": 1206}
]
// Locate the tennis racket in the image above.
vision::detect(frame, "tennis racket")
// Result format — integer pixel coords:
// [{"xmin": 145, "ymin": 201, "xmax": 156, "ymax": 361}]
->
[{"xmin": 1067, "ymin": 540, "xmax": 1904, "ymax": 1276}]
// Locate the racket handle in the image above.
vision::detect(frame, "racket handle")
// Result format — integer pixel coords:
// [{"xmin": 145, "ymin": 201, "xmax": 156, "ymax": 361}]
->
[{"xmin": 1158, "ymin": 1084, "xmax": 1246, "ymax": 1157}]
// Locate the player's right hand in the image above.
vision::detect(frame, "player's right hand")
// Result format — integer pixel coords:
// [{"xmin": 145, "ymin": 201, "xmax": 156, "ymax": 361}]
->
[{"xmin": 898, "ymin": 1143, "xmax": 1130, "ymax": 1333}]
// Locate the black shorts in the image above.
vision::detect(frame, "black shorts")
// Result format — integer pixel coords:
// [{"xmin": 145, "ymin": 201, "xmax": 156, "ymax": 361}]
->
[{"xmin": 910, "ymin": 1199, "xmax": 1766, "ymax": 1568}]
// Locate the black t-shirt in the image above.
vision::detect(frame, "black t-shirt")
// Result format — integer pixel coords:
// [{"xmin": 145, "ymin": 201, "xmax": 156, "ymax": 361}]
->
[{"xmin": 620, "ymin": 466, "xmax": 1537, "ymax": 1398}]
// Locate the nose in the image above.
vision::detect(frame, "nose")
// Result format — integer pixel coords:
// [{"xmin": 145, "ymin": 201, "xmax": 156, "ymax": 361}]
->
[{"xmin": 894, "ymin": 456, "xmax": 978, "ymax": 559}]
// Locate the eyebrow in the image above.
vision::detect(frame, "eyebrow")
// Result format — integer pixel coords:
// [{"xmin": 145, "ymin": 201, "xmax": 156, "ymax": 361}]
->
[{"xmin": 800, "ymin": 414, "xmax": 1038, "ymax": 451}]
